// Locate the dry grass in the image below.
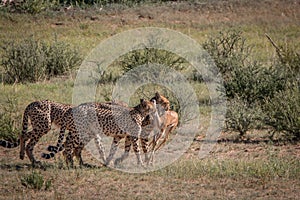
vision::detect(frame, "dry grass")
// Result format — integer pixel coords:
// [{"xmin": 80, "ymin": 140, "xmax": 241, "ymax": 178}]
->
[
  {"xmin": 0, "ymin": 0, "xmax": 299, "ymax": 61},
  {"xmin": 0, "ymin": 131, "xmax": 299, "ymax": 199}
]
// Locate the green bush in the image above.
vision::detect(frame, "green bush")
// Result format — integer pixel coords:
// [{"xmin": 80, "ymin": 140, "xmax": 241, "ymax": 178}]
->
[
  {"xmin": 0, "ymin": 97, "xmax": 21, "ymax": 141},
  {"xmin": 225, "ymin": 98, "xmax": 263, "ymax": 137},
  {"xmin": 203, "ymin": 30, "xmax": 295, "ymax": 137},
  {"xmin": 222, "ymin": 63, "xmax": 286, "ymax": 137},
  {"xmin": 0, "ymin": 37, "xmax": 82, "ymax": 84},
  {"xmin": 224, "ymin": 62, "xmax": 286, "ymax": 103},
  {"xmin": 1, "ymin": 0, "xmax": 59, "ymax": 14},
  {"xmin": 202, "ymin": 30, "xmax": 252, "ymax": 80},
  {"xmin": 263, "ymin": 88, "xmax": 300, "ymax": 141},
  {"xmin": 203, "ymin": 30, "xmax": 286, "ymax": 102},
  {"xmin": 273, "ymin": 39, "xmax": 300, "ymax": 80},
  {"xmin": 263, "ymin": 36, "xmax": 300, "ymax": 141},
  {"xmin": 117, "ymin": 48, "xmax": 187, "ymax": 73},
  {"xmin": 1, "ymin": 37, "xmax": 46, "ymax": 83},
  {"xmin": 0, "ymin": 112, "xmax": 19, "ymax": 141},
  {"xmin": 43, "ymin": 39, "xmax": 82, "ymax": 77},
  {"xmin": 21, "ymin": 171, "xmax": 51, "ymax": 190},
  {"xmin": 274, "ymin": 43, "xmax": 300, "ymax": 91}
]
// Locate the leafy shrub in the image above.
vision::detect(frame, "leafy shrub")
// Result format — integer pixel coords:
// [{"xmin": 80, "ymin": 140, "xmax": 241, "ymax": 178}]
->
[
  {"xmin": 203, "ymin": 30, "xmax": 295, "ymax": 137},
  {"xmin": 0, "ymin": 37, "xmax": 82, "ymax": 84},
  {"xmin": 225, "ymin": 98, "xmax": 263, "ymax": 137},
  {"xmin": 263, "ymin": 88, "xmax": 300, "ymax": 141},
  {"xmin": 203, "ymin": 30, "xmax": 252, "ymax": 80},
  {"xmin": 0, "ymin": 0, "xmax": 168, "ymax": 12},
  {"xmin": 274, "ymin": 42, "xmax": 300, "ymax": 91},
  {"xmin": 43, "ymin": 39, "xmax": 82, "ymax": 77},
  {"xmin": 0, "ymin": 0, "xmax": 190, "ymax": 13},
  {"xmin": 103, "ymin": 47, "xmax": 188, "ymax": 98},
  {"xmin": 222, "ymin": 63, "xmax": 287, "ymax": 137},
  {"xmin": 224, "ymin": 62, "xmax": 286, "ymax": 103},
  {"xmin": 1, "ymin": 37, "xmax": 47, "ymax": 83},
  {"xmin": 266, "ymin": 34, "xmax": 300, "ymax": 81},
  {"xmin": 203, "ymin": 30, "xmax": 285, "ymax": 102},
  {"xmin": 117, "ymin": 48, "xmax": 187, "ymax": 73},
  {"xmin": 0, "ymin": 97, "xmax": 21, "ymax": 141},
  {"xmin": 21, "ymin": 171, "xmax": 52, "ymax": 190},
  {"xmin": 0, "ymin": 112, "xmax": 19, "ymax": 141},
  {"xmin": 262, "ymin": 35, "xmax": 300, "ymax": 140},
  {"xmin": 1, "ymin": 0, "xmax": 59, "ymax": 14}
]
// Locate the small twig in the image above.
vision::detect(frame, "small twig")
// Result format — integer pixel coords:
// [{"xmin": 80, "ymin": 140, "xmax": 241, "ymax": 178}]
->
[{"xmin": 265, "ymin": 33, "xmax": 283, "ymax": 58}]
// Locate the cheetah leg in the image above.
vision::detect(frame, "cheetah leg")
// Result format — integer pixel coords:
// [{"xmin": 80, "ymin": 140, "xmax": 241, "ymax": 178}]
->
[
  {"xmin": 119, "ymin": 135, "xmax": 144, "ymax": 167},
  {"xmin": 105, "ymin": 136, "xmax": 122, "ymax": 166},
  {"xmin": 63, "ymin": 133, "xmax": 75, "ymax": 168},
  {"xmin": 25, "ymin": 137, "xmax": 42, "ymax": 166},
  {"xmin": 47, "ymin": 128, "xmax": 65, "ymax": 152},
  {"xmin": 140, "ymin": 127, "xmax": 151, "ymax": 165},
  {"xmin": 25, "ymin": 127, "xmax": 48, "ymax": 165},
  {"xmin": 42, "ymin": 125, "xmax": 67, "ymax": 159},
  {"xmin": 141, "ymin": 137, "xmax": 150, "ymax": 164},
  {"xmin": 133, "ymin": 136, "xmax": 144, "ymax": 166},
  {"xmin": 114, "ymin": 136, "xmax": 132, "ymax": 166},
  {"xmin": 19, "ymin": 130, "xmax": 31, "ymax": 160},
  {"xmin": 73, "ymin": 146, "xmax": 84, "ymax": 166}
]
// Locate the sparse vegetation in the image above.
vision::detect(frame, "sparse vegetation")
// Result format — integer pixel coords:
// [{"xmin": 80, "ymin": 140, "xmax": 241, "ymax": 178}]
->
[
  {"xmin": 262, "ymin": 36, "xmax": 300, "ymax": 141},
  {"xmin": 0, "ymin": 37, "xmax": 82, "ymax": 83},
  {"xmin": 225, "ymin": 98, "xmax": 262, "ymax": 137},
  {"xmin": 202, "ymin": 30, "xmax": 252, "ymax": 80},
  {"xmin": 264, "ymin": 88, "xmax": 300, "ymax": 141},
  {"xmin": 203, "ymin": 30, "xmax": 300, "ymax": 139},
  {"xmin": 0, "ymin": 96, "xmax": 21, "ymax": 141},
  {"xmin": 21, "ymin": 170, "xmax": 52, "ymax": 190}
]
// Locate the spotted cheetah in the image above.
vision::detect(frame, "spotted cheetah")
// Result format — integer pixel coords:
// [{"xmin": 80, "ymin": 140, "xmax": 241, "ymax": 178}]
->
[
  {"xmin": 0, "ymin": 100, "xmax": 72, "ymax": 166},
  {"xmin": 43, "ymin": 99, "xmax": 130, "ymax": 156},
  {"xmin": 106, "ymin": 94, "xmax": 178, "ymax": 166},
  {"xmin": 42, "ymin": 99, "xmax": 158, "ymax": 168},
  {"xmin": 102, "ymin": 93, "xmax": 177, "ymax": 165},
  {"xmin": 102, "ymin": 97, "xmax": 171, "ymax": 165}
]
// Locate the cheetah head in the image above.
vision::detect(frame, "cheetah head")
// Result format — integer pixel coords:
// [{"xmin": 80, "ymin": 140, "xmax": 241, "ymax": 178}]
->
[{"xmin": 137, "ymin": 99, "xmax": 157, "ymax": 117}]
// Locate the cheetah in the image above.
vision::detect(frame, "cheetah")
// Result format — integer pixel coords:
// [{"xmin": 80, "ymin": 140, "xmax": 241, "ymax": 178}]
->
[
  {"xmin": 42, "ymin": 99, "xmax": 130, "ymax": 157},
  {"xmin": 0, "ymin": 100, "xmax": 72, "ymax": 166},
  {"xmin": 41, "ymin": 100, "xmax": 132, "ymax": 161},
  {"xmin": 41, "ymin": 99, "xmax": 158, "ymax": 168},
  {"xmin": 103, "ymin": 97, "xmax": 172, "ymax": 165}
]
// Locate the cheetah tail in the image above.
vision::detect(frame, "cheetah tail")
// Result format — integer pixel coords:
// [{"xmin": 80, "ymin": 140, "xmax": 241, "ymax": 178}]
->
[
  {"xmin": 41, "ymin": 151, "xmax": 57, "ymax": 159},
  {"xmin": 0, "ymin": 139, "xmax": 20, "ymax": 148},
  {"xmin": 19, "ymin": 106, "xmax": 30, "ymax": 160},
  {"xmin": 0, "ymin": 104, "xmax": 29, "ymax": 149}
]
